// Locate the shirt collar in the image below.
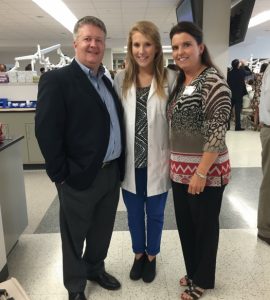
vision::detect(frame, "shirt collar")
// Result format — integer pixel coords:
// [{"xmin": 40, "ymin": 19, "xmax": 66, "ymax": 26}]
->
[{"xmin": 75, "ymin": 58, "xmax": 105, "ymax": 79}]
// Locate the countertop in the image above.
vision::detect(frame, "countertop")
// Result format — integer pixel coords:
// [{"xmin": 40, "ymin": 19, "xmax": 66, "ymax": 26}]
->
[
  {"xmin": 0, "ymin": 136, "xmax": 24, "ymax": 152},
  {"xmin": 0, "ymin": 108, "xmax": 35, "ymax": 112}
]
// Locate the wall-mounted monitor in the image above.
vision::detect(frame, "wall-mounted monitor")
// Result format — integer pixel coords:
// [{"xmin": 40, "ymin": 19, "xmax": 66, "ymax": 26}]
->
[
  {"xmin": 176, "ymin": 0, "xmax": 203, "ymax": 29},
  {"xmin": 229, "ymin": 0, "xmax": 256, "ymax": 46},
  {"xmin": 176, "ymin": 0, "xmax": 256, "ymax": 47}
]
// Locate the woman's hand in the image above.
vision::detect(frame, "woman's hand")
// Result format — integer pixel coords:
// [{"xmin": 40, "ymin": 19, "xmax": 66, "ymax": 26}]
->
[
  {"xmin": 188, "ymin": 152, "xmax": 219, "ymax": 195},
  {"xmin": 188, "ymin": 173, "xmax": 206, "ymax": 195}
]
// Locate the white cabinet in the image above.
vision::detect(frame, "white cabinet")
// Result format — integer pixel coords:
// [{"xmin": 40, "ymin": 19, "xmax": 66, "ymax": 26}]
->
[
  {"xmin": 0, "ymin": 83, "xmax": 44, "ymax": 164},
  {"xmin": 0, "ymin": 112, "xmax": 44, "ymax": 164},
  {"xmin": 25, "ymin": 123, "xmax": 43, "ymax": 163},
  {"xmin": 0, "ymin": 208, "xmax": 7, "ymax": 280},
  {"xmin": 0, "ymin": 138, "xmax": 28, "ymax": 255}
]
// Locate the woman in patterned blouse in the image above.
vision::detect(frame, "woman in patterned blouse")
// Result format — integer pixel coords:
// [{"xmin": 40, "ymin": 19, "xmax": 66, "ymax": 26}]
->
[
  {"xmin": 114, "ymin": 21, "xmax": 176, "ymax": 283},
  {"xmin": 167, "ymin": 22, "xmax": 231, "ymax": 300},
  {"xmin": 251, "ymin": 62, "xmax": 269, "ymax": 130}
]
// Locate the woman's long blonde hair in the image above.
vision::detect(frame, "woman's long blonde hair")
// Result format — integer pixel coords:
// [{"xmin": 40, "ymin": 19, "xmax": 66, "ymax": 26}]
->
[{"xmin": 122, "ymin": 21, "xmax": 167, "ymax": 98}]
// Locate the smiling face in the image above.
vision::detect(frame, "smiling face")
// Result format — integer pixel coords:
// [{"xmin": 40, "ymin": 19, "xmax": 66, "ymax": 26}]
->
[
  {"xmin": 171, "ymin": 32, "xmax": 204, "ymax": 73},
  {"xmin": 131, "ymin": 31, "xmax": 157, "ymax": 71},
  {"xmin": 74, "ymin": 24, "xmax": 105, "ymax": 74}
]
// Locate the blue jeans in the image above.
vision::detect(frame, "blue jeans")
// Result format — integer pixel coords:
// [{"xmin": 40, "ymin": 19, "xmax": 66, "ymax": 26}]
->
[{"xmin": 122, "ymin": 168, "xmax": 167, "ymax": 256}]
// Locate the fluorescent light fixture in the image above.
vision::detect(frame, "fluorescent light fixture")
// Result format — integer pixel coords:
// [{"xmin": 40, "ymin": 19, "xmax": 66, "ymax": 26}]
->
[
  {"xmin": 32, "ymin": 0, "xmax": 78, "ymax": 33},
  {"xmin": 248, "ymin": 10, "xmax": 270, "ymax": 28}
]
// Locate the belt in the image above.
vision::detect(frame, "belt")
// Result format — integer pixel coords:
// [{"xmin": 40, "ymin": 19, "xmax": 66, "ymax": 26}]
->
[
  {"xmin": 101, "ymin": 159, "xmax": 117, "ymax": 168},
  {"xmin": 263, "ymin": 124, "xmax": 270, "ymax": 128}
]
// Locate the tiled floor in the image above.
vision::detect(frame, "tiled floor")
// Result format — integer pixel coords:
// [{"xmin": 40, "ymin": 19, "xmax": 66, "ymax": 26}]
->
[{"xmin": 6, "ymin": 130, "xmax": 270, "ymax": 300}]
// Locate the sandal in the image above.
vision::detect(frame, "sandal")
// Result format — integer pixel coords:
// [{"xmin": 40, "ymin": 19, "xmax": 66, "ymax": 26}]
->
[
  {"xmin": 181, "ymin": 283, "xmax": 204, "ymax": 300},
  {"xmin": 179, "ymin": 275, "xmax": 191, "ymax": 287}
]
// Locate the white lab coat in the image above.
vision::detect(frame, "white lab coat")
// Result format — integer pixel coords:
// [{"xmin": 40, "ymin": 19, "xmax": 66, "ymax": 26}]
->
[{"xmin": 114, "ymin": 69, "xmax": 177, "ymax": 196}]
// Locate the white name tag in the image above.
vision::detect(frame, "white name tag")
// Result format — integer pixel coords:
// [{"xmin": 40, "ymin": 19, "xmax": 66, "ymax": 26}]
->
[{"xmin": 183, "ymin": 85, "xmax": 196, "ymax": 95}]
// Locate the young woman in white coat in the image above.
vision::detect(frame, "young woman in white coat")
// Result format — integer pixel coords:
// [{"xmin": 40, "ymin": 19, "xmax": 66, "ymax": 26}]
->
[{"xmin": 114, "ymin": 21, "xmax": 176, "ymax": 283}]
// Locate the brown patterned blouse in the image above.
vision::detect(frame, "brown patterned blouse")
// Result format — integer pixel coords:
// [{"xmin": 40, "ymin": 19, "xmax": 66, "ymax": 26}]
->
[
  {"xmin": 251, "ymin": 72, "xmax": 263, "ymax": 112},
  {"xmin": 167, "ymin": 67, "xmax": 231, "ymax": 187}
]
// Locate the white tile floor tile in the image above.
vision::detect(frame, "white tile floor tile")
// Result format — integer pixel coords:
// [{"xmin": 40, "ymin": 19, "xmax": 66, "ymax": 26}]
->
[
  {"xmin": 23, "ymin": 170, "xmax": 57, "ymax": 234},
  {"xmin": 7, "ymin": 230, "xmax": 270, "ymax": 300},
  {"xmin": 117, "ymin": 193, "xmax": 126, "ymax": 212},
  {"xmin": 226, "ymin": 130, "xmax": 261, "ymax": 168},
  {"xmin": 5, "ymin": 130, "xmax": 267, "ymax": 299}
]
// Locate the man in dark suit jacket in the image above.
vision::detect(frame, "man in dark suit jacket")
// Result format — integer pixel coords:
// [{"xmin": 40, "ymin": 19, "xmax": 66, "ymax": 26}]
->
[
  {"xmin": 35, "ymin": 16, "xmax": 125, "ymax": 300},
  {"xmin": 227, "ymin": 59, "xmax": 248, "ymax": 131}
]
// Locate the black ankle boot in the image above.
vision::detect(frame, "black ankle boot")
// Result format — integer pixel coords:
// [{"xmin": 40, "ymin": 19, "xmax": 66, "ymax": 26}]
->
[
  {"xmin": 130, "ymin": 253, "xmax": 146, "ymax": 280},
  {"xmin": 142, "ymin": 257, "xmax": 156, "ymax": 283}
]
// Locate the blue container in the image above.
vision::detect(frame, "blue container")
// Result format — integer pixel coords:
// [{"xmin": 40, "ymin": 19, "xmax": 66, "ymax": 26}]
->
[{"xmin": 0, "ymin": 98, "xmax": 8, "ymax": 108}]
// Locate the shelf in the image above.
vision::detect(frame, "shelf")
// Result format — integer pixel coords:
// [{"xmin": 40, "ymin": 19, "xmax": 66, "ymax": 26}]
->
[
  {"xmin": 0, "ymin": 108, "xmax": 35, "ymax": 112},
  {"xmin": 0, "ymin": 82, "xmax": 38, "ymax": 86}
]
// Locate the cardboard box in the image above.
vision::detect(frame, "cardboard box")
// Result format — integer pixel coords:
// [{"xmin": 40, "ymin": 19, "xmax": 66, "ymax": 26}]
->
[
  {"xmin": 0, "ymin": 277, "xmax": 30, "ymax": 300},
  {"xmin": 7, "ymin": 72, "xmax": 17, "ymax": 83}
]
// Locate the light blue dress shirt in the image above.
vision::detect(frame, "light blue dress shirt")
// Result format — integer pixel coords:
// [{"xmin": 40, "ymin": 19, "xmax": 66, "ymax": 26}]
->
[{"xmin": 75, "ymin": 58, "xmax": 122, "ymax": 162}]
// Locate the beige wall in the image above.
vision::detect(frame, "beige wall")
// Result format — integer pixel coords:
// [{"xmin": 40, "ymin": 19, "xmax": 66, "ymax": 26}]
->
[{"xmin": 202, "ymin": 0, "xmax": 231, "ymax": 77}]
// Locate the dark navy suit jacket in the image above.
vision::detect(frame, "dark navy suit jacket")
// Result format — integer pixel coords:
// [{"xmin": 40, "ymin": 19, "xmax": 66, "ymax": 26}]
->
[
  {"xmin": 227, "ymin": 67, "xmax": 248, "ymax": 101},
  {"xmin": 35, "ymin": 59, "xmax": 125, "ymax": 190}
]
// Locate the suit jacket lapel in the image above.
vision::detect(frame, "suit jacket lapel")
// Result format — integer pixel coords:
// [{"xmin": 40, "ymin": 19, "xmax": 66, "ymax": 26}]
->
[{"xmin": 70, "ymin": 60, "xmax": 108, "ymax": 112}]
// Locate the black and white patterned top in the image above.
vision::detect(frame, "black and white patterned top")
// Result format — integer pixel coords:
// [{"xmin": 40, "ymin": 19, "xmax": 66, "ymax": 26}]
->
[
  {"xmin": 135, "ymin": 86, "xmax": 150, "ymax": 168},
  {"xmin": 167, "ymin": 67, "xmax": 232, "ymax": 186}
]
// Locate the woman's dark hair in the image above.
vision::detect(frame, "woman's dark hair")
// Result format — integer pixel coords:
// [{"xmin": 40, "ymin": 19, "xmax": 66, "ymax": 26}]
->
[
  {"xmin": 169, "ymin": 21, "xmax": 216, "ymax": 70},
  {"xmin": 168, "ymin": 21, "xmax": 217, "ymax": 103},
  {"xmin": 260, "ymin": 62, "xmax": 268, "ymax": 73}
]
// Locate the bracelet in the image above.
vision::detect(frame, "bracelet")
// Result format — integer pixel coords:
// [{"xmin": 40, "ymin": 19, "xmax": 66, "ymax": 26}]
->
[{"xmin": 195, "ymin": 171, "xmax": 207, "ymax": 179}]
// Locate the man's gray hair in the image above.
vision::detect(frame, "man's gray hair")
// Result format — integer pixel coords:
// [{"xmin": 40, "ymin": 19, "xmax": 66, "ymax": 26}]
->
[{"xmin": 73, "ymin": 16, "xmax": 107, "ymax": 40}]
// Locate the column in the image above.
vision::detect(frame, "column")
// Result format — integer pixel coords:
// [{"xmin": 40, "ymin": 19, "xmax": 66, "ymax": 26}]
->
[
  {"xmin": 103, "ymin": 48, "xmax": 113, "ymax": 70},
  {"xmin": 202, "ymin": 0, "xmax": 231, "ymax": 77}
]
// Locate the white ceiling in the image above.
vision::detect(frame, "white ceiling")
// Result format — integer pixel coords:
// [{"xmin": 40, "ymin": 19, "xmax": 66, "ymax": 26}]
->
[{"xmin": 0, "ymin": 0, "xmax": 269, "ymax": 53}]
